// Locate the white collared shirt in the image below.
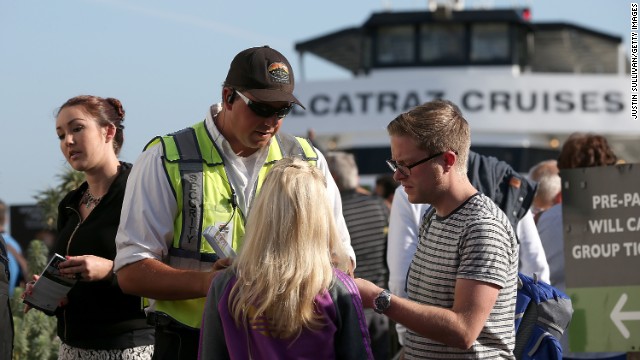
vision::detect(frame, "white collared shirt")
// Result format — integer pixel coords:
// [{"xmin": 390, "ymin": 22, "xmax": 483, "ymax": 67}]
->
[{"xmin": 114, "ymin": 105, "xmax": 355, "ymax": 272}]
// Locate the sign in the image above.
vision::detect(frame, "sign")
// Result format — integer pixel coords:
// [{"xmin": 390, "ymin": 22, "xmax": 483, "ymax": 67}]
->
[
  {"xmin": 282, "ymin": 71, "xmax": 636, "ymax": 149},
  {"xmin": 9, "ymin": 204, "xmax": 45, "ymax": 250},
  {"xmin": 562, "ymin": 164, "xmax": 640, "ymax": 352}
]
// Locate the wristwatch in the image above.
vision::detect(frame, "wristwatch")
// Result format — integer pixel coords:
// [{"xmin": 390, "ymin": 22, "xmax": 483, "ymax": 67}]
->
[{"xmin": 373, "ymin": 289, "xmax": 392, "ymax": 314}]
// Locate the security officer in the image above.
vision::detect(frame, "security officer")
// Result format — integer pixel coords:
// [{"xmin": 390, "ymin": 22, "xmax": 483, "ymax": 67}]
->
[{"xmin": 114, "ymin": 46, "xmax": 356, "ymax": 360}]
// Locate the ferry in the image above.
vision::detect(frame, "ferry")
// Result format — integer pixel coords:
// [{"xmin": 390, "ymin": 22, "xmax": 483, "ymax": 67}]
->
[{"xmin": 281, "ymin": 1, "xmax": 635, "ymax": 177}]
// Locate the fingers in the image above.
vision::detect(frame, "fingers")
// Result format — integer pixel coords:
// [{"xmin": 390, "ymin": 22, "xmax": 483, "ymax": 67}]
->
[
  {"xmin": 22, "ymin": 280, "xmax": 36, "ymax": 313},
  {"xmin": 22, "ymin": 280, "xmax": 36, "ymax": 298},
  {"xmin": 59, "ymin": 256, "xmax": 115, "ymax": 281},
  {"xmin": 212, "ymin": 257, "xmax": 233, "ymax": 271},
  {"xmin": 347, "ymin": 259, "xmax": 355, "ymax": 278},
  {"xmin": 58, "ymin": 256, "xmax": 85, "ymax": 277}
]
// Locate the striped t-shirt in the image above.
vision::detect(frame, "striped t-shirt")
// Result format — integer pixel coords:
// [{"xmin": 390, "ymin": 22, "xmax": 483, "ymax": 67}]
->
[{"xmin": 405, "ymin": 193, "xmax": 519, "ymax": 359}]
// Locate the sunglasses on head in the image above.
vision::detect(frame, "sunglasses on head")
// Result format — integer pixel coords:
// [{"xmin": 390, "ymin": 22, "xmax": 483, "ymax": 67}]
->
[{"xmin": 235, "ymin": 91, "xmax": 292, "ymax": 119}]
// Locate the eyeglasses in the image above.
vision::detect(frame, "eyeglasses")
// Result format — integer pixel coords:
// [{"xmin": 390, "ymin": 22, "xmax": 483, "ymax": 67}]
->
[
  {"xmin": 386, "ymin": 151, "xmax": 450, "ymax": 177},
  {"xmin": 235, "ymin": 91, "xmax": 292, "ymax": 119}
]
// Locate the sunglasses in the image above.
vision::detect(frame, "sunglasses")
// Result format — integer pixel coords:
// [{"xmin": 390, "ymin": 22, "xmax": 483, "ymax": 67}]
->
[{"xmin": 235, "ymin": 91, "xmax": 292, "ymax": 119}]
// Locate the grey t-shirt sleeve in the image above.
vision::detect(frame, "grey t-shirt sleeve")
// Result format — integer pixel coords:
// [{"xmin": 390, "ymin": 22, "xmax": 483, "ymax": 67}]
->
[{"xmin": 199, "ymin": 270, "xmax": 233, "ymax": 360}]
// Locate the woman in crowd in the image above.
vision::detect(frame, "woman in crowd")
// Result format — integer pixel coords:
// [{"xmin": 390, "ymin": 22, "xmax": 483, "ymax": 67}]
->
[
  {"xmin": 26, "ymin": 95, "xmax": 154, "ymax": 359},
  {"xmin": 537, "ymin": 132, "xmax": 622, "ymax": 360},
  {"xmin": 199, "ymin": 157, "xmax": 373, "ymax": 360}
]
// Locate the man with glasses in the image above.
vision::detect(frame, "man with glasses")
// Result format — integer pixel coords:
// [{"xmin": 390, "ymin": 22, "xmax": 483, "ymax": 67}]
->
[
  {"xmin": 355, "ymin": 99, "xmax": 519, "ymax": 359},
  {"xmin": 114, "ymin": 46, "xmax": 356, "ymax": 360}
]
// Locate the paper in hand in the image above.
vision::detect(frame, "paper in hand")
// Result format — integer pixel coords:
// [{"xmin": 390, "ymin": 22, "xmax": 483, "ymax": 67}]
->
[
  {"xmin": 203, "ymin": 225, "xmax": 236, "ymax": 258},
  {"xmin": 23, "ymin": 253, "xmax": 76, "ymax": 315}
]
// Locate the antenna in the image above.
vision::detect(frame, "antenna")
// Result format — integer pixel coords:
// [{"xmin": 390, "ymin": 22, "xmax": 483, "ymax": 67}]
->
[{"xmin": 428, "ymin": 0, "xmax": 465, "ymax": 12}]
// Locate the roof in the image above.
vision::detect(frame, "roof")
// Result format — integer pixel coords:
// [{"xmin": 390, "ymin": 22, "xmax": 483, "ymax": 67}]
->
[
  {"xmin": 362, "ymin": 8, "xmax": 530, "ymax": 27},
  {"xmin": 295, "ymin": 27, "xmax": 365, "ymax": 75},
  {"xmin": 294, "ymin": 8, "xmax": 625, "ymax": 75}
]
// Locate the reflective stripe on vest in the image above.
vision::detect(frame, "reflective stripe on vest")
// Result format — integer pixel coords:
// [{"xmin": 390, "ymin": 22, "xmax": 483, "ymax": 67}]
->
[
  {"xmin": 173, "ymin": 128, "xmax": 205, "ymax": 260},
  {"xmin": 149, "ymin": 121, "xmax": 317, "ymax": 328}
]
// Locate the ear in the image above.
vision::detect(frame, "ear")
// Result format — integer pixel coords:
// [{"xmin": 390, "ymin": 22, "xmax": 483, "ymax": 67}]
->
[
  {"xmin": 223, "ymin": 88, "xmax": 234, "ymax": 110},
  {"xmin": 553, "ymin": 191, "xmax": 562, "ymax": 204},
  {"xmin": 104, "ymin": 124, "xmax": 117, "ymax": 142},
  {"xmin": 442, "ymin": 150, "xmax": 457, "ymax": 169}
]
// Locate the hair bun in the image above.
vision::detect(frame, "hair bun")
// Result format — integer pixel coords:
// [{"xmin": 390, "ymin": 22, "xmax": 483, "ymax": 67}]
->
[{"xmin": 106, "ymin": 97, "xmax": 125, "ymax": 121}]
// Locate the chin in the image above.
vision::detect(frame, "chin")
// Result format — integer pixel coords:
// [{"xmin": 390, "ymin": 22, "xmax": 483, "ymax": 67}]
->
[
  {"xmin": 407, "ymin": 193, "xmax": 421, "ymax": 204},
  {"xmin": 67, "ymin": 161, "xmax": 84, "ymax": 172},
  {"xmin": 408, "ymin": 192, "xmax": 430, "ymax": 205},
  {"xmin": 254, "ymin": 138, "xmax": 272, "ymax": 148}
]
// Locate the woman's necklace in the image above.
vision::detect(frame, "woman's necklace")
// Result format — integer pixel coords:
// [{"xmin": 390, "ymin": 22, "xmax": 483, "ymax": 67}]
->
[{"xmin": 81, "ymin": 188, "xmax": 102, "ymax": 209}]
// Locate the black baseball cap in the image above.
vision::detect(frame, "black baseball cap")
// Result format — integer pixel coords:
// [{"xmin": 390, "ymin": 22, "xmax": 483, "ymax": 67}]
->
[{"xmin": 224, "ymin": 46, "xmax": 305, "ymax": 109}]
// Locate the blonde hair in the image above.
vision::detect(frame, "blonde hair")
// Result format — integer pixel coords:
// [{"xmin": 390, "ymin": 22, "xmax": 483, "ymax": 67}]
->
[{"xmin": 229, "ymin": 157, "xmax": 350, "ymax": 338}]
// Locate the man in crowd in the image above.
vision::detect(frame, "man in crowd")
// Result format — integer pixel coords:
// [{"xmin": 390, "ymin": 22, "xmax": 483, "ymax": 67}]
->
[
  {"xmin": 356, "ymin": 100, "xmax": 519, "ymax": 358},
  {"xmin": 326, "ymin": 151, "xmax": 393, "ymax": 359},
  {"xmin": 114, "ymin": 46, "xmax": 355, "ymax": 359}
]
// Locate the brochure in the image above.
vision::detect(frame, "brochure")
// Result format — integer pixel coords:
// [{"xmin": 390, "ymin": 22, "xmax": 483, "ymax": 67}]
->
[
  {"xmin": 203, "ymin": 224, "xmax": 236, "ymax": 259},
  {"xmin": 23, "ymin": 253, "xmax": 76, "ymax": 315}
]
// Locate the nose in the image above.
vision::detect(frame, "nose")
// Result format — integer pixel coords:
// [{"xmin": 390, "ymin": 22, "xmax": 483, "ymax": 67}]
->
[
  {"xmin": 264, "ymin": 115, "xmax": 281, "ymax": 126},
  {"xmin": 392, "ymin": 170, "xmax": 405, "ymax": 182},
  {"xmin": 64, "ymin": 133, "xmax": 75, "ymax": 145}
]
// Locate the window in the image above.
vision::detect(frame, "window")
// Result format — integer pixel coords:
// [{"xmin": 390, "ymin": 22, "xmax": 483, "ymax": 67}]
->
[
  {"xmin": 471, "ymin": 23, "xmax": 510, "ymax": 62},
  {"xmin": 419, "ymin": 23, "xmax": 465, "ymax": 63},
  {"xmin": 376, "ymin": 26, "xmax": 414, "ymax": 64}
]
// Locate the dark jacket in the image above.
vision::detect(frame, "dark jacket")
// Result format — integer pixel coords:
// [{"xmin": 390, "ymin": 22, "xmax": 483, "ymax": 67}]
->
[
  {"xmin": 0, "ymin": 234, "xmax": 14, "ymax": 359},
  {"xmin": 54, "ymin": 162, "xmax": 153, "ymax": 350},
  {"xmin": 467, "ymin": 151, "xmax": 536, "ymax": 234}
]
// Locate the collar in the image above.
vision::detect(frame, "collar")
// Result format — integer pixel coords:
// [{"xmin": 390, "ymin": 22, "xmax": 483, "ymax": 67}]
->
[
  {"xmin": 205, "ymin": 104, "xmax": 269, "ymax": 162},
  {"xmin": 65, "ymin": 162, "xmax": 132, "ymax": 207}
]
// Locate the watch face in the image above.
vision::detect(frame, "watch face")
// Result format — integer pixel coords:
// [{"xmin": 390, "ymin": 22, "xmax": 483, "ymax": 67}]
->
[{"xmin": 374, "ymin": 290, "xmax": 391, "ymax": 313}]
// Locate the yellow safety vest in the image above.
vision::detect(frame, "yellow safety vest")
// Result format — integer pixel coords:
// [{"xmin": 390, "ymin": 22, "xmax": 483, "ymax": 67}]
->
[{"xmin": 144, "ymin": 120, "xmax": 317, "ymax": 329}]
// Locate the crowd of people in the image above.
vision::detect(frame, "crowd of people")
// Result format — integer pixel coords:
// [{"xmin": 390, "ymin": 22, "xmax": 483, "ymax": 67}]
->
[{"xmin": 1, "ymin": 45, "xmax": 627, "ymax": 360}]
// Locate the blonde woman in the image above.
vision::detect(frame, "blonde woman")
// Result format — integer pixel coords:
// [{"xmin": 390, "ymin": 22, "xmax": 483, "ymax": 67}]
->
[{"xmin": 199, "ymin": 157, "xmax": 373, "ymax": 359}]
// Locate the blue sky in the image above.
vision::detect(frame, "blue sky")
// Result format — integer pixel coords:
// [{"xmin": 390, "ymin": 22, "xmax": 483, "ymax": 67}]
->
[{"xmin": 0, "ymin": 0, "xmax": 631, "ymax": 206}]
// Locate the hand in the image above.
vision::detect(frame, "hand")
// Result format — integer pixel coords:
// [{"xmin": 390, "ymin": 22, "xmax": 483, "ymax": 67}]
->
[
  {"xmin": 212, "ymin": 257, "xmax": 233, "ymax": 272},
  {"xmin": 200, "ymin": 257, "xmax": 233, "ymax": 296},
  {"xmin": 58, "ymin": 255, "xmax": 114, "ymax": 282},
  {"xmin": 21, "ymin": 274, "xmax": 68, "ymax": 313},
  {"xmin": 22, "ymin": 274, "xmax": 39, "ymax": 313},
  {"xmin": 347, "ymin": 259, "xmax": 355, "ymax": 278},
  {"xmin": 354, "ymin": 277, "xmax": 382, "ymax": 309}
]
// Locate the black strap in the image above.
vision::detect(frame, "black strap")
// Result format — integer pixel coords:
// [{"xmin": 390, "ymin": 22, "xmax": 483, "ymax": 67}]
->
[{"xmin": 172, "ymin": 128, "xmax": 204, "ymax": 258}]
